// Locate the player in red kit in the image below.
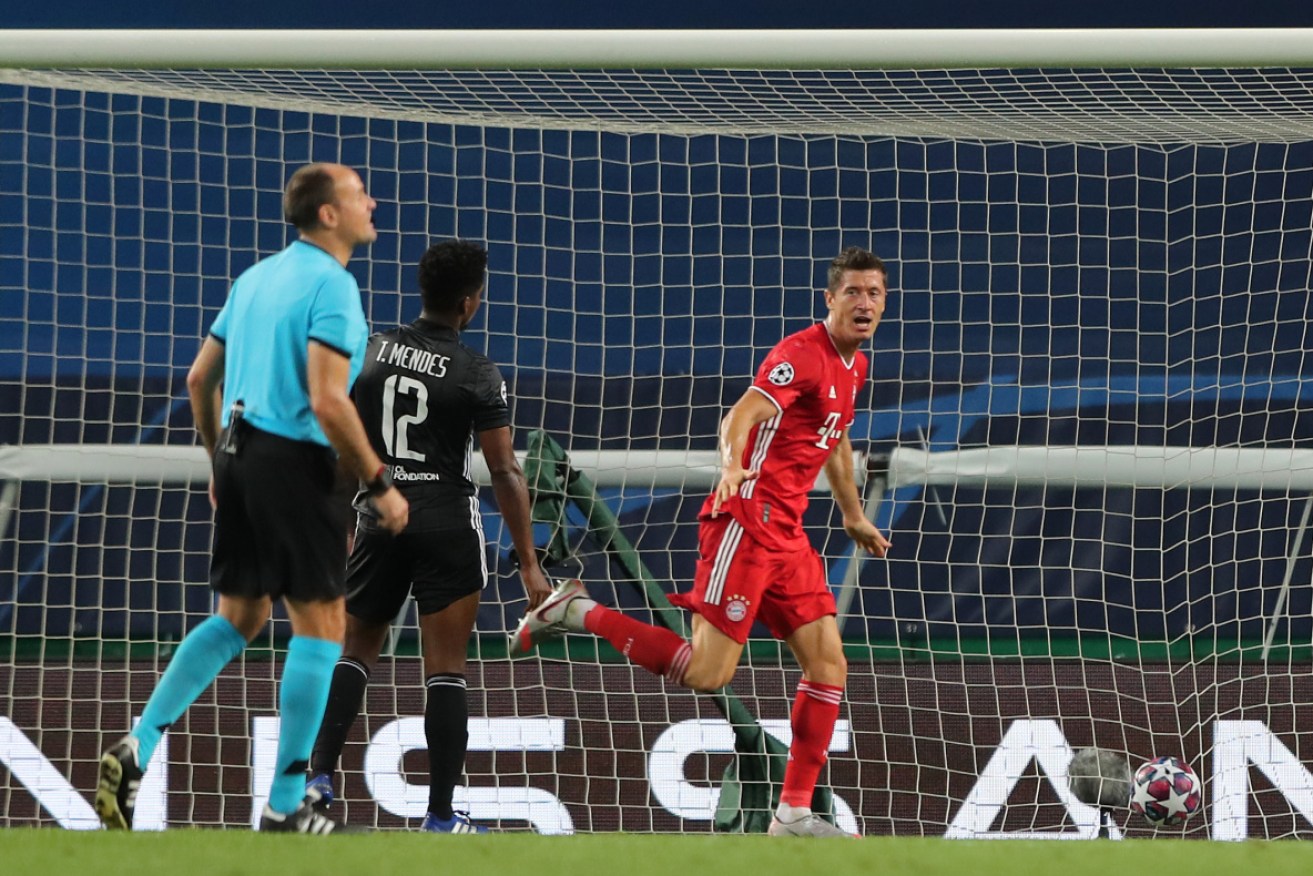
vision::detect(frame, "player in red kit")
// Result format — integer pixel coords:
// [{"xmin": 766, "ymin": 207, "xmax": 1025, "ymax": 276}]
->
[{"xmin": 511, "ymin": 247, "xmax": 891, "ymax": 837}]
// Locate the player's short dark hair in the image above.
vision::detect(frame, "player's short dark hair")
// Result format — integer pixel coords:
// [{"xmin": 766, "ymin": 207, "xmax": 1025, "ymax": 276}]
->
[
  {"xmin": 419, "ymin": 239, "xmax": 489, "ymax": 314},
  {"xmin": 827, "ymin": 246, "xmax": 886, "ymax": 290},
  {"xmin": 283, "ymin": 164, "xmax": 338, "ymax": 231}
]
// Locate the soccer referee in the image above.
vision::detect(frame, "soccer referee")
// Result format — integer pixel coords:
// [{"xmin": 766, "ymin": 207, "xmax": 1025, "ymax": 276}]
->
[{"xmin": 95, "ymin": 163, "xmax": 408, "ymax": 835}]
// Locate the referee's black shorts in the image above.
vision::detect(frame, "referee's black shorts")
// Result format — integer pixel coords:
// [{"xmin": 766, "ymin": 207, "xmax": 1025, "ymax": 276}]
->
[
  {"xmin": 209, "ymin": 426, "xmax": 347, "ymax": 602},
  {"xmin": 345, "ymin": 524, "xmax": 486, "ymax": 622}
]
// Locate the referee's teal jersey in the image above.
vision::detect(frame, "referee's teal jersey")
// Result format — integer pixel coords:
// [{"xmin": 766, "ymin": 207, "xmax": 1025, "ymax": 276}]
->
[{"xmin": 209, "ymin": 240, "xmax": 369, "ymax": 447}]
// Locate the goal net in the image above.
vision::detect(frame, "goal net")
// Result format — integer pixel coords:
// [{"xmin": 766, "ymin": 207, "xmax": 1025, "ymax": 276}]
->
[{"xmin": 2, "ymin": 29, "xmax": 1313, "ymax": 838}]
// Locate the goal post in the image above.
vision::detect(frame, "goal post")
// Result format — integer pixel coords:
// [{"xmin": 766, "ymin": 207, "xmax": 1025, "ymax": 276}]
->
[
  {"xmin": 3, "ymin": 28, "xmax": 1313, "ymax": 838},
  {"xmin": 4, "ymin": 28, "xmax": 1313, "ymax": 69}
]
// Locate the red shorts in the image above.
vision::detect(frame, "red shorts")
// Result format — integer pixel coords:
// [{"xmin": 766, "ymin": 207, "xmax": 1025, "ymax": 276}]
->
[{"xmin": 668, "ymin": 514, "xmax": 835, "ymax": 644}]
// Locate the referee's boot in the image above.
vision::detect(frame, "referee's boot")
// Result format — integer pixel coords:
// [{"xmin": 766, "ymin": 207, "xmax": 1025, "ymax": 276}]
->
[
  {"xmin": 509, "ymin": 578, "xmax": 591, "ymax": 655},
  {"xmin": 95, "ymin": 735, "xmax": 143, "ymax": 830},
  {"xmin": 420, "ymin": 810, "xmax": 489, "ymax": 834},
  {"xmin": 259, "ymin": 793, "xmax": 365, "ymax": 835}
]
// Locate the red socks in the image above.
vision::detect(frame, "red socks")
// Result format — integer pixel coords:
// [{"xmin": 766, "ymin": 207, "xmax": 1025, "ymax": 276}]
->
[
  {"xmin": 779, "ymin": 680, "xmax": 844, "ymax": 807},
  {"xmin": 580, "ymin": 603, "xmax": 844, "ymax": 808},
  {"xmin": 584, "ymin": 605, "xmax": 692, "ymax": 684}
]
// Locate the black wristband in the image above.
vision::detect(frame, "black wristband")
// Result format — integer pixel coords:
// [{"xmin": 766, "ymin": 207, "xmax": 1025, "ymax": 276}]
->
[{"xmin": 365, "ymin": 465, "xmax": 394, "ymax": 497}]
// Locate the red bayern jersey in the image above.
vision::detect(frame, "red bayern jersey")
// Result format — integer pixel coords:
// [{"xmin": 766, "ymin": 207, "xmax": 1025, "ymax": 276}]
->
[{"xmin": 701, "ymin": 321, "xmax": 868, "ymax": 551}]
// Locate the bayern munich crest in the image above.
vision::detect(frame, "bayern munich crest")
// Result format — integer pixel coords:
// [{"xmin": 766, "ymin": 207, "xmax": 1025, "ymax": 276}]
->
[
  {"xmin": 768, "ymin": 362, "xmax": 795, "ymax": 386},
  {"xmin": 725, "ymin": 597, "xmax": 749, "ymax": 622}
]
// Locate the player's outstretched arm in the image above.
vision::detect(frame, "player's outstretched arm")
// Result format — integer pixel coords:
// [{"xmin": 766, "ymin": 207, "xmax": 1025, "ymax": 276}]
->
[
  {"xmin": 307, "ymin": 340, "xmax": 408, "ymax": 534},
  {"xmin": 824, "ymin": 430, "xmax": 891, "ymax": 558},
  {"xmin": 479, "ymin": 424, "xmax": 552, "ymax": 610},
  {"xmin": 711, "ymin": 389, "xmax": 779, "ymax": 516}
]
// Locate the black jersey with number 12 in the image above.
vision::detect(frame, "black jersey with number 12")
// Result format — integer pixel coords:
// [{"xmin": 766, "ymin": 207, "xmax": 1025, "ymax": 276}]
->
[{"xmin": 352, "ymin": 317, "xmax": 510, "ymax": 532}]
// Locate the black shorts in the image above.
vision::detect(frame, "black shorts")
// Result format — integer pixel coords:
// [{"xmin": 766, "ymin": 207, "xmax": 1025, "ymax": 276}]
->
[
  {"xmin": 345, "ymin": 524, "xmax": 486, "ymax": 622},
  {"xmin": 209, "ymin": 426, "xmax": 347, "ymax": 602}
]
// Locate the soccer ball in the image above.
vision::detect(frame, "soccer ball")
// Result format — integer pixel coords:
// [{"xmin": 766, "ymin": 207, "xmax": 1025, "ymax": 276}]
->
[{"xmin": 1129, "ymin": 756, "xmax": 1203, "ymax": 826}]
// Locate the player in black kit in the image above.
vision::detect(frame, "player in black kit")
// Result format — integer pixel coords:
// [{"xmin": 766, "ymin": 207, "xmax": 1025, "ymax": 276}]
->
[{"xmin": 307, "ymin": 240, "xmax": 552, "ymax": 833}]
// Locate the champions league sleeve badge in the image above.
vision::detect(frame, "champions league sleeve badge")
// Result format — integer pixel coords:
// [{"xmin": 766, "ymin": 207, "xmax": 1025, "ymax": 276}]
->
[{"xmin": 767, "ymin": 362, "xmax": 795, "ymax": 386}]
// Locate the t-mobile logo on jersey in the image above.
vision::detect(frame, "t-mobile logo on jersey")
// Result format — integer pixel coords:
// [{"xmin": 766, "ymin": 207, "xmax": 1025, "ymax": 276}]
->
[{"xmin": 815, "ymin": 411, "xmax": 843, "ymax": 450}]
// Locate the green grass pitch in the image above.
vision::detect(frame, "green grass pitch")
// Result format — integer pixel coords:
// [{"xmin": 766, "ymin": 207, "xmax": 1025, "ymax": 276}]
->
[{"xmin": 2, "ymin": 831, "xmax": 1311, "ymax": 876}]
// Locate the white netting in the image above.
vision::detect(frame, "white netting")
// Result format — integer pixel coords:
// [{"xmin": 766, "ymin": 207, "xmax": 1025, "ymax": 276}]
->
[
  {"xmin": 5, "ymin": 67, "xmax": 1313, "ymax": 140},
  {"xmin": 2, "ymin": 51, "xmax": 1313, "ymax": 837}
]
